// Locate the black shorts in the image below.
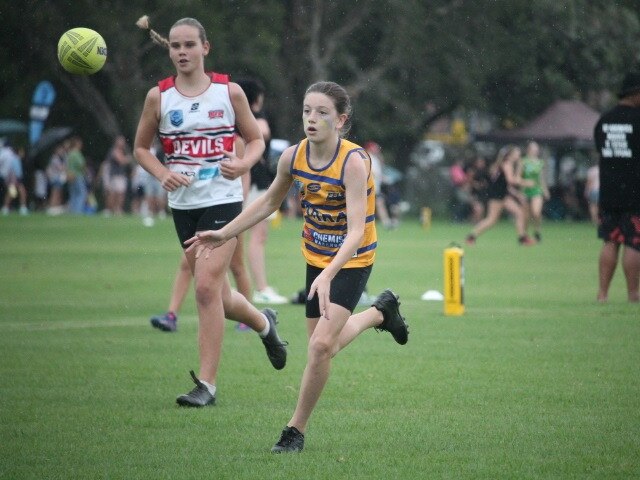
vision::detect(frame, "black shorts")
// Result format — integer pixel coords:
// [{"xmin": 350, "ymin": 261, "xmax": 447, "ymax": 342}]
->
[
  {"xmin": 172, "ymin": 202, "xmax": 243, "ymax": 248},
  {"xmin": 305, "ymin": 264, "xmax": 372, "ymax": 318},
  {"xmin": 598, "ymin": 211, "xmax": 640, "ymax": 252}
]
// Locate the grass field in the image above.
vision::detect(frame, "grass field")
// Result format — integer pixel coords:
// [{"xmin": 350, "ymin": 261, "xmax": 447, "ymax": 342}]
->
[{"xmin": 1, "ymin": 213, "xmax": 638, "ymax": 479}]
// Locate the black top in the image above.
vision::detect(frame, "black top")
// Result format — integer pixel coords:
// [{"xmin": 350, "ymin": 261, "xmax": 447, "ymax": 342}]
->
[
  {"xmin": 250, "ymin": 111, "xmax": 274, "ymax": 190},
  {"xmin": 486, "ymin": 168, "xmax": 507, "ymax": 200},
  {"xmin": 594, "ymin": 104, "xmax": 640, "ymax": 213}
]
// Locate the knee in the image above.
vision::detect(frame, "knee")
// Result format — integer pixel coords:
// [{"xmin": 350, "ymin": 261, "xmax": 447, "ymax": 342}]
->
[
  {"xmin": 194, "ymin": 281, "xmax": 217, "ymax": 308},
  {"xmin": 307, "ymin": 336, "xmax": 334, "ymax": 361}
]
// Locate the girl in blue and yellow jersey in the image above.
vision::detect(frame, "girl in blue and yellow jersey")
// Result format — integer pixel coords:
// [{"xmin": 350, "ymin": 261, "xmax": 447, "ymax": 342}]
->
[{"xmin": 186, "ymin": 81, "xmax": 409, "ymax": 453}]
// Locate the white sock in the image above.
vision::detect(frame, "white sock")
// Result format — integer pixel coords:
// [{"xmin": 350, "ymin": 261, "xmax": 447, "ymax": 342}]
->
[
  {"xmin": 200, "ymin": 379, "xmax": 216, "ymax": 396},
  {"xmin": 258, "ymin": 313, "xmax": 271, "ymax": 338}
]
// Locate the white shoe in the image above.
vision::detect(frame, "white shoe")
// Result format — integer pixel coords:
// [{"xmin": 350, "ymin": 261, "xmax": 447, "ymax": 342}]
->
[
  {"xmin": 19, "ymin": 206, "xmax": 28, "ymax": 216},
  {"xmin": 252, "ymin": 287, "xmax": 288, "ymax": 305},
  {"xmin": 142, "ymin": 216, "xmax": 155, "ymax": 227},
  {"xmin": 1, "ymin": 206, "xmax": 9, "ymax": 216}
]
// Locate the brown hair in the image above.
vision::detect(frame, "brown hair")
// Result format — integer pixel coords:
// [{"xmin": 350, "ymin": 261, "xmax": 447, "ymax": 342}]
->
[
  {"xmin": 305, "ymin": 81, "xmax": 352, "ymax": 137},
  {"xmin": 135, "ymin": 15, "xmax": 207, "ymax": 50},
  {"xmin": 490, "ymin": 145, "xmax": 519, "ymax": 176}
]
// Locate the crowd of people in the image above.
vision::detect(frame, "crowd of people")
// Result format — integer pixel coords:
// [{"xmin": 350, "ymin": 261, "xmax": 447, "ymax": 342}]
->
[
  {"xmin": 445, "ymin": 140, "xmax": 562, "ymax": 246},
  {"xmin": 0, "ymin": 133, "xmax": 166, "ymax": 221}
]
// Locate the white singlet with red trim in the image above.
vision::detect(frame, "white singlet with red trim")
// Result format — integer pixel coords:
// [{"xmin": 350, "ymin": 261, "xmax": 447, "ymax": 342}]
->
[{"xmin": 158, "ymin": 73, "xmax": 242, "ymax": 209}]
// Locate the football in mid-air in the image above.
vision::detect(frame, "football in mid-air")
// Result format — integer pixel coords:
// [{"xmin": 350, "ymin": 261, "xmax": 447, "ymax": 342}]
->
[{"xmin": 57, "ymin": 27, "xmax": 107, "ymax": 75}]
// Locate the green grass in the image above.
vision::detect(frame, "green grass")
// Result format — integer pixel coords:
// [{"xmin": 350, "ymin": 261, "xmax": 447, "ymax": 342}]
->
[{"xmin": 1, "ymin": 214, "xmax": 638, "ymax": 479}]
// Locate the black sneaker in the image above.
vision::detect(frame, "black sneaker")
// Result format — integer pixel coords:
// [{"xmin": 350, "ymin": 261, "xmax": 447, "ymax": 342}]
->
[
  {"xmin": 372, "ymin": 289, "xmax": 409, "ymax": 345},
  {"xmin": 271, "ymin": 426, "xmax": 304, "ymax": 453},
  {"xmin": 176, "ymin": 370, "xmax": 215, "ymax": 407},
  {"xmin": 261, "ymin": 309, "xmax": 288, "ymax": 370},
  {"xmin": 534, "ymin": 231, "xmax": 541, "ymax": 242}
]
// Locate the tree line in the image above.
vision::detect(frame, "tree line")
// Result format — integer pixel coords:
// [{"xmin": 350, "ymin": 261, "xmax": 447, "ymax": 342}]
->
[{"xmin": 2, "ymin": 0, "xmax": 639, "ymax": 169}]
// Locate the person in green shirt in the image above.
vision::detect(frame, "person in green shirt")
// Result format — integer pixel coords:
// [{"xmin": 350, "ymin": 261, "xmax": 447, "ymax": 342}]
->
[
  {"xmin": 66, "ymin": 136, "xmax": 88, "ymax": 214},
  {"xmin": 519, "ymin": 141, "xmax": 549, "ymax": 242}
]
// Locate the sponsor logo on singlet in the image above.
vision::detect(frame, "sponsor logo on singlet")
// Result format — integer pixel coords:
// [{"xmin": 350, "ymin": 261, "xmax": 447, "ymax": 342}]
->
[
  {"xmin": 198, "ymin": 166, "xmax": 220, "ymax": 180},
  {"xmin": 169, "ymin": 110, "xmax": 183, "ymax": 127}
]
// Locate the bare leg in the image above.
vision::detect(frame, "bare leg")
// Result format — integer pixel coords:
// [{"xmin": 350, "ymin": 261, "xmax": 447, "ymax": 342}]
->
[
  {"xmin": 188, "ymin": 239, "xmax": 237, "ymax": 384},
  {"xmin": 337, "ymin": 307, "xmax": 384, "ymax": 350},
  {"xmin": 503, "ymin": 196, "xmax": 527, "ymax": 237},
  {"xmin": 248, "ymin": 220, "xmax": 269, "ymax": 292},
  {"xmin": 530, "ymin": 195, "xmax": 544, "ymax": 235},
  {"xmin": 229, "ymin": 232, "xmax": 252, "ymax": 300},
  {"xmin": 169, "ymin": 255, "xmax": 192, "ymax": 313},
  {"xmin": 471, "ymin": 200, "xmax": 504, "ymax": 237},
  {"xmin": 288, "ymin": 304, "xmax": 351, "ymax": 433},
  {"xmin": 622, "ymin": 247, "xmax": 640, "ymax": 302},
  {"xmin": 598, "ymin": 241, "xmax": 620, "ymax": 302}
]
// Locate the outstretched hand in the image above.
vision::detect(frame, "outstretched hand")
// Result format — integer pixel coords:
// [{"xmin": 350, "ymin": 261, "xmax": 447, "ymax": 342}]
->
[{"xmin": 183, "ymin": 230, "xmax": 228, "ymax": 258}]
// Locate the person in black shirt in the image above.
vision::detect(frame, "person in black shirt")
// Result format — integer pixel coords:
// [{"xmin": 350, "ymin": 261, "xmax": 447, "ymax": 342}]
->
[
  {"xmin": 593, "ymin": 70, "xmax": 640, "ymax": 303},
  {"xmin": 236, "ymin": 78, "xmax": 288, "ymax": 305}
]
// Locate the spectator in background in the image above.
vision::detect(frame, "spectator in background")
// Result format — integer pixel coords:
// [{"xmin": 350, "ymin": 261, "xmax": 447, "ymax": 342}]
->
[
  {"xmin": 66, "ymin": 136, "xmax": 88, "ymax": 214},
  {"xmin": 46, "ymin": 142, "xmax": 68, "ymax": 215},
  {"xmin": 466, "ymin": 145, "xmax": 535, "ymax": 246},
  {"xmin": 365, "ymin": 141, "xmax": 393, "ymax": 229},
  {"xmin": 593, "ymin": 70, "xmax": 640, "ymax": 303},
  {"xmin": 449, "ymin": 157, "xmax": 473, "ymax": 222},
  {"xmin": 467, "ymin": 155, "xmax": 489, "ymax": 223},
  {"xmin": 102, "ymin": 135, "xmax": 131, "ymax": 216},
  {"xmin": 141, "ymin": 136, "xmax": 168, "ymax": 227},
  {"xmin": 236, "ymin": 77, "xmax": 288, "ymax": 305},
  {"xmin": 520, "ymin": 141, "xmax": 550, "ymax": 242},
  {"xmin": 584, "ymin": 160, "xmax": 599, "ymax": 225},
  {"xmin": 1, "ymin": 142, "xmax": 28, "ymax": 215}
]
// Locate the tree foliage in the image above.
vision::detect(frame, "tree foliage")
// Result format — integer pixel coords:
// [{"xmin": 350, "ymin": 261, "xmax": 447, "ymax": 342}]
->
[{"xmin": 2, "ymin": 0, "xmax": 639, "ymax": 168}]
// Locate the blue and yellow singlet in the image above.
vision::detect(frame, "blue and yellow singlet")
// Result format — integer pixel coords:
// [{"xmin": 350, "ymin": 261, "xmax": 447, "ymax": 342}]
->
[{"xmin": 290, "ymin": 138, "xmax": 377, "ymax": 269}]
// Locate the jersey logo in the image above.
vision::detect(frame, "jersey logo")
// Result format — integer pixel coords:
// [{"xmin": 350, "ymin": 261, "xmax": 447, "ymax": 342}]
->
[
  {"xmin": 198, "ymin": 166, "xmax": 220, "ymax": 180},
  {"xmin": 308, "ymin": 183, "xmax": 321, "ymax": 193},
  {"xmin": 169, "ymin": 110, "xmax": 183, "ymax": 127},
  {"xmin": 190, "ymin": 103, "xmax": 200, "ymax": 112},
  {"xmin": 209, "ymin": 110, "xmax": 224, "ymax": 119}
]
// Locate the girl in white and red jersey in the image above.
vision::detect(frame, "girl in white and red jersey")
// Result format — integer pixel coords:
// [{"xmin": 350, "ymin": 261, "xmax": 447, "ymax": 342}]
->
[
  {"xmin": 134, "ymin": 17, "xmax": 288, "ymax": 408},
  {"xmin": 185, "ymin": 81, "xmax": 410, "ymax": 453}
]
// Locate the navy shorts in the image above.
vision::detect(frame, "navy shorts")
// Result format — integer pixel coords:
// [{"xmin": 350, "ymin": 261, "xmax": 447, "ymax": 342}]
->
[
  {"xmin": 172, "ymin": 202, "xmax": 243, "ymax": 248},
  {"xmin": 598, "ymin": 211, "xmax": 640, "ymax": 252},
  {"xmin": 305, "ymin": 264, "xmax": 372, "ymax": 318}
]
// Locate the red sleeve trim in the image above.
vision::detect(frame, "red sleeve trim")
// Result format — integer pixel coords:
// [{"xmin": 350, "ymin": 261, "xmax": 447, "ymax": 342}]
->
[
  {"xmin": 158, "ymin": 76, "xmax": 176, "ymax": 92},
  {"xmin": 208, "ymin": 72, "xmax": 230, "ymax": 84}
]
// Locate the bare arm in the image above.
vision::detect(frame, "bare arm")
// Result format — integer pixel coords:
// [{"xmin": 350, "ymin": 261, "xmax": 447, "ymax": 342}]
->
[
  {"xmin": 133, "ymin": 87, "xmax": 190, "ymax": 192},
  {"xmin": 504, "ymin": 161, "xmax": 533, "ymax": 188},
  {"xmin": 184, "ymin": 145, "xmax": 295, "ymax": 253}
]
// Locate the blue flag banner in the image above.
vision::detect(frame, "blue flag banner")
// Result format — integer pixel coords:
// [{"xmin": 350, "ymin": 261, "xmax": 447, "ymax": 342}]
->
[{"xmin": 29, "ymin": 81, "xmax": 56, "ymax": 146}]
